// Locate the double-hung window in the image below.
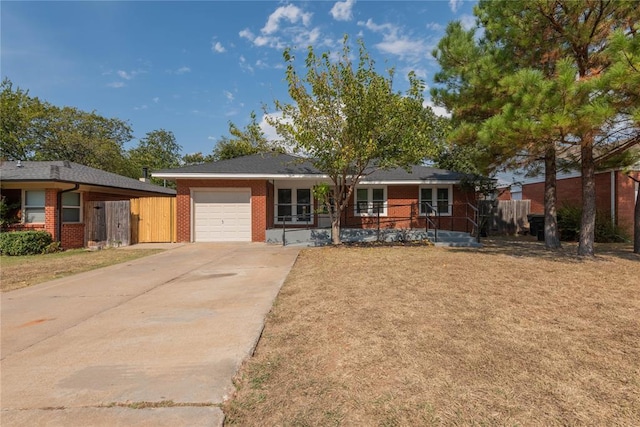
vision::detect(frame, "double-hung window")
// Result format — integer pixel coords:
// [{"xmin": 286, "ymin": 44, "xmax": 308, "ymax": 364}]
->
[
  {"xmin": 355, "ymin": 187, "xmax": 386, "ymax": 216},
  {"xmin": 23, "ymin": 190, "xmax": 46, "ymax": 223},
  {"xmin": 62, "ymin": 192, "xmax": 81, "ymax": 223},
  {"xmin": 420, "ymin": 186, "xmax": 452, "ymax": 216},
  {"xmin": 276, "ymin": 188, "xmax": 312, "ymax": 223}
]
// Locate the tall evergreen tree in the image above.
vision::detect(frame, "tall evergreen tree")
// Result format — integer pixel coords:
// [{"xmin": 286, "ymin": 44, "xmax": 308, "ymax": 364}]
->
[{"xmin": 433, "ymin": 0, "xmax": 640, "ymax": 255}]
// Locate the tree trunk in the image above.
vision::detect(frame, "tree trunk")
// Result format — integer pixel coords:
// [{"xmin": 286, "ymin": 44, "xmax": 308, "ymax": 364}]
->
[
  {"xmin": 544, "ymin": 144, "xmax": 561, "ymax": 249},
  {"xmin": 634, "ymin": 179, "xmax": 639, "ymax": 254},
  {"xmin": 578, "ymin": 136, "xmax": 596, "ymax": 257},
  {"xmin": 331, "ymin": 217, "xmax": 341, "ymax": 245}
]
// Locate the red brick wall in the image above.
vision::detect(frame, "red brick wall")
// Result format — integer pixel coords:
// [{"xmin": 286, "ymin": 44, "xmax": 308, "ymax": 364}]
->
[
  {"xmin": 344, "ymin": 185, "xmax": 477, "ymax": 232},
  {"xmin": 497, "ymin": 188, "xmax": 512, "ymax": 201},
  {"xmin": 522, "ymin": 171, "xmax": 637, "ymax": 234},
  {"xmin": 61, "ymin": 223, "xmax": 85, "ymax": 249},
  {"xmin": 524, "ymin": 172, "xmax": 613, "ymax": 215},
  {"xmin": 45, "ymin": 188, "xmax": 58, "ymax": 240},
  {"xmin": 176, "ymin": 179, "xmax": 268, "ymax": 242},
  {"xmin": 617, "ymin": 171, "xmax": 639, "ymax": 232}
]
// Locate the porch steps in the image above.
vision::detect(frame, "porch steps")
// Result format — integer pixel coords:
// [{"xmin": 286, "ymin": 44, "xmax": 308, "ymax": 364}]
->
[
  {"xmin": 266, "ymin": 228, "xmax": 481, "ymax": 247},
  {"xmin": 428, "ymin": 230, "xmax": 482, "ymax": 248}
]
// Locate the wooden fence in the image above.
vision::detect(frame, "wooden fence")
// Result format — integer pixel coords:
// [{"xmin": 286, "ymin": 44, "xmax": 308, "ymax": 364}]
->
[
  {"xmin": 85, "ymin": 200, "xmax": 131, "ymax": 246},
  {"xmin": 480, "ymin": 200, "xmax": 531, "ymax": 235},
  {"xmin": 130, "ymin": 197, "xmax": 176, "ymax": 243}
]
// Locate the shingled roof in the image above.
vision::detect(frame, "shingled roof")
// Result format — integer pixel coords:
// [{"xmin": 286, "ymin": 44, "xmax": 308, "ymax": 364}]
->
[
  {"xmin": 154, "ymin": 153, "xmax": 321, "ymax": 176},
  {"xmin": 1, "ymin": 161, "xmax": 175, "ymax": 195},
  {"xmin": 153, "ymin": 153, "xmax": 469, "ymax": 183}
]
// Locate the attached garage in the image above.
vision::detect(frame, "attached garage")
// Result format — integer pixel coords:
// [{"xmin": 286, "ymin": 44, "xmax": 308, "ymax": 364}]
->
[{"xmin": 192, "ymin": 189, "xmax": 251, "ymax": 242}]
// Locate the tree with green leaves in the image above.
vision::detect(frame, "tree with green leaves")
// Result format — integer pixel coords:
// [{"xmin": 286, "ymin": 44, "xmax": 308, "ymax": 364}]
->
[
  {"xmin": 212, "ymin": 111, "xmax": 281, "ymax": 161},
  {"xmin": 269, "ymin": 36, "xmax": 440, "ymax": 244},
  {"xmin": 433, "ymin": 1, "xmax": 640, "ymax": 256},
  {"xmin": 1, "ymin": 78, "xmax": 135, "ymax": 176},
  {"xmin": 33, "ymin": 106, "xmax": 134, "ymax": 176},
  {"xmin": 128, "ymin": 129, "xmax": 182, "ymax": 185},
  {"xmin": 1, "ymin": 78, "xmax": 45, "ymax": 161},
  {"xmin": 433, "ymin": 19, "xmax": 564, "ymax": 249},
  {"xmin": 605, "ymin": 25, "xmax": 640, "ymax": 253},
  {"xmin": 182, "ymin": 152, "xmax": 214, "ymax": 166}
]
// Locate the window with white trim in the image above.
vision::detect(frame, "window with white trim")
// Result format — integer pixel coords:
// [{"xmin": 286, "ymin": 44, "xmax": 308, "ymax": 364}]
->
[
  {"xmin": 23, "ymin": 190, "xmax": 46, "ymax": 223},
  {"xmin": 275, "ymin": 187, "xmax": 312, "ymax": 223},
  {"xmin": 419, "ymin": 186, "xmax": 452, "ymax": 216},
  {"xmin": 355, "ymin": 187, "xmax": 386, "ymax": 216},
  {"xmin": 62, "ymin": 192, "xmax": 82, "ymax": 223}
]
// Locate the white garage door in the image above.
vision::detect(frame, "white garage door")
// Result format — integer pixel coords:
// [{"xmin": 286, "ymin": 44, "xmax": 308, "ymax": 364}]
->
[{"xmin": 192, "ymin": 189, "xmax": 251, "ymax": 242}]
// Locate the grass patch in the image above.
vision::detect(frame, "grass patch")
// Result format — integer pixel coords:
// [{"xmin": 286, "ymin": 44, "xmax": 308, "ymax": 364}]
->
[
  {"xmin": 224, "ymin": 238, "xmax": 640, "ymax": 426},
  {"xmin": 0, "ymin": 248, "xmax": 163, "ymax": 292}
]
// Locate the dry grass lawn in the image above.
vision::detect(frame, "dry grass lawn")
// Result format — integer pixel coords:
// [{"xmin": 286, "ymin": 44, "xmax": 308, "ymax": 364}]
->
[
  {"xmin": 1, "ymin": 248, "xmax": 163, "ymax": 292},
  {"xmin": 224, "ymin": 238, "xmax": 639, "ymax": 426}
]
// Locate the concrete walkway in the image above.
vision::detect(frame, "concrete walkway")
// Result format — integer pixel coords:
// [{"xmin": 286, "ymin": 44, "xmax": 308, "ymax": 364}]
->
[{"xmin": 1, "ymin": 243, "xmax": 300, "ymax": 426}]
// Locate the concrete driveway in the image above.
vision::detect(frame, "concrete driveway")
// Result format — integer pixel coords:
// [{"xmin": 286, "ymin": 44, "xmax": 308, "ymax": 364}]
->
[{"xmin": 1, "ymin": 243, "xmax": 300, "ymax": 426}]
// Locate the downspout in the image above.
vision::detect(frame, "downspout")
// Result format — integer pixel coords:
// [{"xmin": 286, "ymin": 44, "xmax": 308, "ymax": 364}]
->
[
  {"xmin": 56, "ymin": 184, "xmax": 80, "ymax": 244},
  {"xmin": 611, "ymin": 171, "xmax": 616, "ymax": 228}
]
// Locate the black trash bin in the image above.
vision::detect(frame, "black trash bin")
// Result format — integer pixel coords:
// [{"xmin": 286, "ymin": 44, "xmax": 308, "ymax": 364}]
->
[{"xmin": 527, "ymin": 214, "xmax": 545, "ymax": 241}]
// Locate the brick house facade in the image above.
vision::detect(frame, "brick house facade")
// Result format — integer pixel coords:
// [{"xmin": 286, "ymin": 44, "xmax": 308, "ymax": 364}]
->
[
  {"xmin": 156, "ymin": 154, "xmax": 479, "ymax": 243},
  {"xmin": 1, "ymin": 161, "xmax": 176, "ymax": 249},
  {"xmin": 517, "ymin": 169, "xmax": 639, "ymax": 235}
]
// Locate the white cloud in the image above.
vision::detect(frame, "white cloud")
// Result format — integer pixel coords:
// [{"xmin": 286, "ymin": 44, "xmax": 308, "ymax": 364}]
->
[
  {"xmin": 117, "ymin": 70, "xmax": 135, "ymax": 80},
  {"xmin": 239, "ymin": 55, "xmax": 254, "ymax": 73},
  {"xmin": 212, "ymin": 41, "xmax": 226, "ymax": 53},
  {"xmin": 449, "ymin": 0, "xmax": 463, "ymax": 13},
  {"xmin": 426, "ymin": 22, "xmax": 445, "ymax": 32},
  {"xmin": 262, "ymin": 4, "xmax": 312, "ymax": 35},
  {"xmin": 241, "ymin": 4, "xmax": 319, "ymax": 50},
  {"xmin": 239, "ymin": 28, "xmax": 254, "ymax": 40},
  {"xmin": 259, "ymin": 112, "xmax": 283, "ymax": 143},
  {"xmin": 153, "ymin": 97, "xmax": 160, "ymax": 103},
  {"xmin": 358, "ymin": 19, "xmax": 432, "ymax": 62},
  {"xmin": 134, "ymin": 104, "xmax": 148, "ymax": 111},
  {"xmin": 292, "ymin": 27, "xmax": 321, "ymax": 46},
  {"xmin": 330, "ymin": 0, "xmax": 355, "ymax": 21},
  {"xmin": 175, "ymin": 66, "xmax": 191, "ymax": 74},
  {"xmin": 423, "ymin": 100, "xmax": 451, "ymax": 118},
  {"xmin": 223, "ymin": 90, "xmax": 234, "ymax": 102},
  {"xmin": 207, "ymin": 136, "xmax": 216, "ymax": 141},
  {"xmin": 107, "ymin": 82, "xmax": 125, "ymax": 88},
  {"xmin": 460, "ymin": 14, "xmax": 476, "ymax": 30}
]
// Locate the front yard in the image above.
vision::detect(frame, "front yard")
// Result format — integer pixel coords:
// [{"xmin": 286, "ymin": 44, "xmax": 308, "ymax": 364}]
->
[
  {"xmin": 1, "ymin": 248, "xmax": 163, "ymax": 292},
  {"xmin": 225, "ymin": 239, "xmax": 639, "ymax": 426}
]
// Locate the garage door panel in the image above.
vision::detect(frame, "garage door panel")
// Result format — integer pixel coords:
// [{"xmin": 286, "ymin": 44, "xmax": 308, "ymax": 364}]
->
[{"xmin": 193, "ymin": 190, "xmax": 251, "ymax": 242}]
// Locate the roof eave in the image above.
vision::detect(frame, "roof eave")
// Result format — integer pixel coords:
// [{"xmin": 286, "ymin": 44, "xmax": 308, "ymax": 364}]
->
[
  {"xmin": 152, "ymin": 173, "xmax": 330, "ymax": 180},
  {"xmin": 359, "ymin": 180, "xmax": 461, "ymax": 185}
]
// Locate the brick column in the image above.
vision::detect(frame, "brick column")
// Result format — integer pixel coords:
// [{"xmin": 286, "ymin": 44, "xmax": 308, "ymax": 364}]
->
[{"xmin": 44, "ymin": 188, "xmax": 58, "ymax": 240}]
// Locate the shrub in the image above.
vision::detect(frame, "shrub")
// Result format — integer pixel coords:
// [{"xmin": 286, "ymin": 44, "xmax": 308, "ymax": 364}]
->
[
  {"xmin": 557, "ymin": 204, "xmax": 629, "ymax": 243},
  {"xmin": 0, "ymin": 196, "xmax": 20, "ymax": 230},
  {"xmin": 0, "ymin": 231, "xmax": 54, "ymax": 256}
]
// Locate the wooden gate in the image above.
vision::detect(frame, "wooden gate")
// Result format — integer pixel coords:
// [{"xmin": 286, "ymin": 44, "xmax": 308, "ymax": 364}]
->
[
  {"xmin": 480, "ymin": 200, "xmax": 531, "ymax": 235},
  {"xmin": 85, "ymin": 200, "xmax": 131, "ymax": 246},
  {"xmin": 130, "ymin": 197, "xmax": 176, "ymax": 243}
]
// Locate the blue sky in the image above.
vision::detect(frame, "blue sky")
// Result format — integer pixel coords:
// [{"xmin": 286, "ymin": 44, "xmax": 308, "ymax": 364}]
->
[{"xmin": 2, "ymin": 1, "xmax": 477, "ymax": 156}]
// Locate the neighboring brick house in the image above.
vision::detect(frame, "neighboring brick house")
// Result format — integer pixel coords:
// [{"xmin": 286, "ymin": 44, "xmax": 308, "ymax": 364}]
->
[
  {"xmin": 500, "ymin": 167, "xmax": 640, "ymax": 235},
  {"xmin": 153, "ymin": 153, "xmax": 478, "ymax": 243},
  {"xmin": 1, "ymin": 161, "xmax": 175, "ymax": 249}
]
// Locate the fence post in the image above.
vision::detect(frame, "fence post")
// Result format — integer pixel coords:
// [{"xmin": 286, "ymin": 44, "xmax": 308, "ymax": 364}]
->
[{"xmin": 281, "ymin": 210, "xmax": 286, "ymax": 247}]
